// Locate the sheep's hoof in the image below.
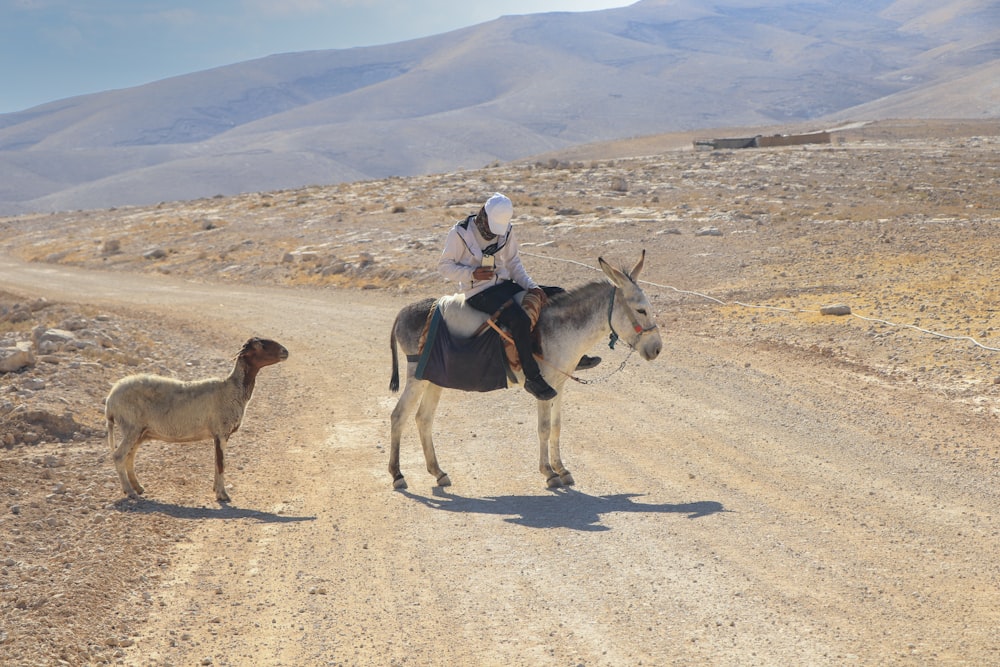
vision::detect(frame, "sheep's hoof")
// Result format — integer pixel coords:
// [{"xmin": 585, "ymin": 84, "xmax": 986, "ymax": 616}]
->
[
  {"xmin": 393, "ymin": 476, "xmax": 408, "ymax": 490},
  {"xmin": 559, "ymin": 471, "xmax": 575, "ymax": 487},
  {"xmin": 436, "ymin": 473, "xmax": 452, "ymax": 487},
  {"xmin": 545, "ymin": 473, "xmax": 563, "ymax": 489},
  {"xmin": 216, "ymin": 491, "xmax": 231, "ymax": 502}
]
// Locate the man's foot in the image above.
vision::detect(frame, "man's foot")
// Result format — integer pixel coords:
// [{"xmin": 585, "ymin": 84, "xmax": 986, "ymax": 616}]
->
[
  {"xmin": 575, "ymin": 355, "xmax": 602, "ymax": 370},
  {"xmin": 525, "ymin": 377, "xmax": 557, "ymax": 401}
]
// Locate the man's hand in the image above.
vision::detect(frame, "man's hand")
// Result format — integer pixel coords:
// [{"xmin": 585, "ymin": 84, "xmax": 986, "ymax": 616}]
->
[{"xmin": 472, "ymin": 266, "xmax": 495, "ymax": 281}]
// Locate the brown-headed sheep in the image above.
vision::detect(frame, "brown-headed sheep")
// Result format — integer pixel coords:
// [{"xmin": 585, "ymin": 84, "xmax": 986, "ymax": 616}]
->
[{"xmin": 105, "ymin": 337, "xmax": 288, "ymax": 501}]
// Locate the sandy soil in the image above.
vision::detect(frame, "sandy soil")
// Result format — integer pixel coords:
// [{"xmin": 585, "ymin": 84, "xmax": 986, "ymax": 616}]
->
[{"xmin": 1, "ymin": 119, "xmax": 1000, "ymax": 666}]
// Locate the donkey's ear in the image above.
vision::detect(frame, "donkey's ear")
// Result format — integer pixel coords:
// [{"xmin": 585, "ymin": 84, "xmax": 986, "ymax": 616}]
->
[
  {"xmin": 599, "ymin": 256, "xmax": 629, "ymax": 288},
  {"xmin": 628, "ymin": 249, "xmax": 646, "ymax": 280}
]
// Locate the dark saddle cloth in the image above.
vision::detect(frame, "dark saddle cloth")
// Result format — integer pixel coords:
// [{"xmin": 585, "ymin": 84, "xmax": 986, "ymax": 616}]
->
[{"xmin": 414, "ymin": 306, "xmax": 512, "ymax": 392}]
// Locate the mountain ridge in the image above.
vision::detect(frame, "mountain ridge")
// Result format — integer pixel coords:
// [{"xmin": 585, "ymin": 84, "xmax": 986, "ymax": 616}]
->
[{"xmin": 1, "ymin": 0, "xmax": 996, "ymax": 215}]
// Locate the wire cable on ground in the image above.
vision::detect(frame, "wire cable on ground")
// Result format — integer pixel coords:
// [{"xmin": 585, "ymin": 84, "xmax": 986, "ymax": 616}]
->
[{"xmin": 523, "ymin": 250, "xmax": 1000, "ymax": 353}]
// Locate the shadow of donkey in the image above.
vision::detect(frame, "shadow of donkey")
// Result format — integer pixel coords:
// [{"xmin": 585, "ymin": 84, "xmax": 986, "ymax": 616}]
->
[{"xmin": 403, "ymin": 487, "xmax": 727, "ymax": 532}]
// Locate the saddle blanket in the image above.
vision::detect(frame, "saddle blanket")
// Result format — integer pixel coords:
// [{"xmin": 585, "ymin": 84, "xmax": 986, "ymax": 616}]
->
[{"xmin": 414, "ymin": 302, "xmax": 513, "ymax": 392}]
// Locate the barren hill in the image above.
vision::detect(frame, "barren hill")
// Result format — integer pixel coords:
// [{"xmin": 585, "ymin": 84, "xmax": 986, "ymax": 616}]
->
[{"xmin": 0, "ymin": 0, "xmax": 997, "ymax": 215}]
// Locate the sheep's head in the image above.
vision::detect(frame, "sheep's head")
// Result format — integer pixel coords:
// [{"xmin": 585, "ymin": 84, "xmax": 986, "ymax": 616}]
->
[{"xmin": 238, "ymin": 338, "xmax": 289, "ymax": 369}]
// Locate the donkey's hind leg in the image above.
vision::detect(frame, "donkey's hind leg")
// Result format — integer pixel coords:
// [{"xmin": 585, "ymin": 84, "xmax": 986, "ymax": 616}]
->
[
  {"xmin": 389, "ymin": 378, "xmax": 427, "ymax": 490},
  {"xmin": 415, "ymin": 383, "xmax": 451, "ymax": 486}
]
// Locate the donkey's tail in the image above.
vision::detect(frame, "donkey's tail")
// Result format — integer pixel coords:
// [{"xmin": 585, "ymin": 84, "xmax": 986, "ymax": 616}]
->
[{"xmin": 389, "ymin": 315, "xmax": 401, "ymax": 392}]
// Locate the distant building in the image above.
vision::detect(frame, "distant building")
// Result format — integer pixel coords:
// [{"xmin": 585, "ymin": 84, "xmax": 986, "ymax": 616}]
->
[{"xmin": 694, "ymin": 131, "xmax": 831, "ymax": 150}]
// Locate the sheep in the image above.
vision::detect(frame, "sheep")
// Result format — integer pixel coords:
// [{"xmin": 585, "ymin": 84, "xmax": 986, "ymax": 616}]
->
[{"xmin": 105, "ymin": 337, "xmax": 288, "ymax": 501}]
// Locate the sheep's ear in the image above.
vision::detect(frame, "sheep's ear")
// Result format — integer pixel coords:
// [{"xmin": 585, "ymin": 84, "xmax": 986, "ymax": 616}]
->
[{"xmin": 238, "ymin": 338, "xmax": 259, "ymax": 358}]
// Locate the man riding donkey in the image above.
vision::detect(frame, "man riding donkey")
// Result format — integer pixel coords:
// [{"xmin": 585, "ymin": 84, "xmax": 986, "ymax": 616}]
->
[{"xmin": 438, "ymin": 192, "xmax": 601, "ymax": 401}]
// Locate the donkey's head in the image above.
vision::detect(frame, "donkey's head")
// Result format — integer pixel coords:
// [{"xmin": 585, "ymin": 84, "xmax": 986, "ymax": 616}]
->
[{"xmin": 599, "ymin": 250, "xmax": 662, "ymax": 361}]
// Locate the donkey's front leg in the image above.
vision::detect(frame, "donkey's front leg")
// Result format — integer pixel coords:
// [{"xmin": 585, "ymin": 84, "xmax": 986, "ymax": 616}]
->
[
  {"xmin": 536, "ymin": 398, "xmax": 562, "ymax": 488},
  {"xmin": 547, "ymin": 393, "xmax": 574, "ymax": 486},
  {"xmin": 415, "ymin": 384, "xmax": 451, "ymax": 487}
]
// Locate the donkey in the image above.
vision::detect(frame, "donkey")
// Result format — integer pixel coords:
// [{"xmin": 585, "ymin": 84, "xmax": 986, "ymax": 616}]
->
[{"xmin": 388, "ymin": 251, "xmax": 662, "ymax": 489}]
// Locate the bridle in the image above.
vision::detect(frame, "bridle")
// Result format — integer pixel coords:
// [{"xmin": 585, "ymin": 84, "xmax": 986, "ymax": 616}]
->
[{"xmin": 607, "ymin": 283, "xmax": 658, "ymax": 350}]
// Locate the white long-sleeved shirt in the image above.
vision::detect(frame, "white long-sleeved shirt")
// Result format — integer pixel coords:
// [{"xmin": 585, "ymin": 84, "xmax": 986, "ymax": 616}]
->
[{"xmin": 438, "ymin": 215, "xmax": 538, "ymax": 298}]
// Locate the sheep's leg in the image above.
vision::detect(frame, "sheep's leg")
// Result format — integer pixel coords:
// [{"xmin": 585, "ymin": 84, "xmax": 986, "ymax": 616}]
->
[
  {"xmin": 214, "ymin": 435, "xmax": 230, "ymax": 502},
  {"xmin": 415, "ymin": 384, "xmax": 450, "ymax": 487},
  {"xmin": 389, "ymin": 377, "xmax": 428, "ymax": 490},
  {"xmin": 111, "ymin": 424, "xmax": 143, "ymax": 498},
  {"xmin": 124, "ymin": 442, "xmax": 145, "ymax": 495}
]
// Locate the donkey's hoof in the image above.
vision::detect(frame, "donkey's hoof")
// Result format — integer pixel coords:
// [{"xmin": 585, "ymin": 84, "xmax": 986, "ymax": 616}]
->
[
  {"xmin": 393, "ymin": 476, "xmax": 408, "ymax": 490},
  {"xmin": 436, "ymin": 473, "xmax": 452, "ymax": 487},
  {"xmin": 546, "ymin": 474, "xmax": 563, "ymax": 489},
  {"xmin": 559, "ymin": 471, "xmax": 575, "ymax": 486}
]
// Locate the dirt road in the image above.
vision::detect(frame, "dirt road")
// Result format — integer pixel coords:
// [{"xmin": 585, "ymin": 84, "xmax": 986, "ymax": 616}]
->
[{"xmin": 2, "ymin": 254, "xmax": 998, "ymax": 666}]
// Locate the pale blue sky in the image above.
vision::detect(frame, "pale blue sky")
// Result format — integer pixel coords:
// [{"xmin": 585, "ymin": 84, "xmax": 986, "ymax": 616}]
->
[{"xmin": 0, "ymin": 0, "xmax": 632, "ymax": 113}]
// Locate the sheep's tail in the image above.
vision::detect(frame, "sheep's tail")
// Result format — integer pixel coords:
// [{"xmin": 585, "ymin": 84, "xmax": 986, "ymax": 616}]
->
[
  {"xmin": 389, "ymin": 314, "xmax": 401, "ymax": 393},
  {"xmin": 106, "ymin": 413, "xmax": 116, "ymax": 451}
]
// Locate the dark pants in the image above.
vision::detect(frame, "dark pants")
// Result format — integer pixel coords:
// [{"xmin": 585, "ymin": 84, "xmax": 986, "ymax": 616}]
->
[{"xmin": 466, "ymin": 281, "xmax": 543, "ymax": 380}]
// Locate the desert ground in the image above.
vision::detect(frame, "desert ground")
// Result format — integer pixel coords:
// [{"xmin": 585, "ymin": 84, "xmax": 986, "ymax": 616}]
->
[{"xmin": 1, "ymin": 119, "xmax": 999, "ymax": 666}]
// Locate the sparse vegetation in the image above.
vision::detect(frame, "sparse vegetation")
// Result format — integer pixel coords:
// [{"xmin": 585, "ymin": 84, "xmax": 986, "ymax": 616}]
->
[{"xmin": 1, "ymin": 119, "xmax": 999, "ymax": 665}]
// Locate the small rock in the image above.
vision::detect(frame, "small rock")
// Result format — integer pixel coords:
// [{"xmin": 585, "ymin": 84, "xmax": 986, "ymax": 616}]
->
[
  {"xmin": 322, "ymin": 262, "xmax": 348, "ymax": 276},
  {"xmin": 36, "ymin": 328, "xmax": 76, "ymax": 345},
  {"xmin": 695, "ymin": 226, "xmax": 723, "ymax": 237},
  {"xmin": 58, "ymin": 317, "xmax": 89, "ymax": 331},
  {"xmin": 0, "ymin": 342, "xmax": 35, "ymax": 372},
  {"xmin": 820, "ymin": 304, "xmax": 852, "ymax": 316}
]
